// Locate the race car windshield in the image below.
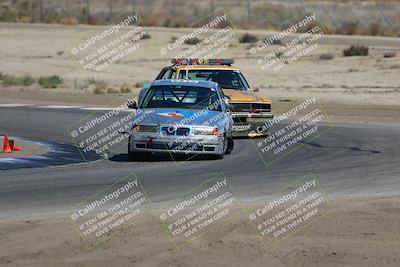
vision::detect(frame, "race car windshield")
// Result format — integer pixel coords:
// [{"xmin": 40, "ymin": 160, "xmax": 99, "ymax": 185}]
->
[
  {"xmin": 186, "ymin": 70, "xmax": 250, "ymax": 90},
  {"xmin": 142, "ymin": 85, "xmax": 222, "ymax": 111}
]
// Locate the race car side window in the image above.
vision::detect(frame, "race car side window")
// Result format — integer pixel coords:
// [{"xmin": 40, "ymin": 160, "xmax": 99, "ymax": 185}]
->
[{"xmin": 156, "ymin": 67, "xmax": 176, "ymax": 79}]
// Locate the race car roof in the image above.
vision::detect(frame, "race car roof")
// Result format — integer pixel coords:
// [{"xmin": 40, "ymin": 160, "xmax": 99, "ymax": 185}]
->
[{"xmin": 151, "ymin": 79, "xmax": 218, "ymax": 88}]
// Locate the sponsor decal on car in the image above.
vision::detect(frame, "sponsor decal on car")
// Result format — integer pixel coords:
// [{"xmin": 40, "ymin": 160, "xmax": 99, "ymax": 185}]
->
[
  {"xmin": 232, "ymin": 125, "xmax": 251, "ymax": 131},
  {"xmin": 157, "ymin": 112, "xmax": 184, "ymax": 118}
]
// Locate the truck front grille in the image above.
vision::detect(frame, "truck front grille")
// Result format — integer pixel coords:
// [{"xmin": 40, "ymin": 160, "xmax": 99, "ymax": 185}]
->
[{"xmin": 230, "ymin": 103, "xmax": 271, "ymax": 113}]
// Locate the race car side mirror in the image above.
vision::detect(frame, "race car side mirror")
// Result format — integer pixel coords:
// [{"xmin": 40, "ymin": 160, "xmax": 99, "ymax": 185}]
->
[
  {"xmin": 224, "ymin": 97, "xmax": 232, "ymax": 111},
  {"xmin": 224, "ymin": 96, "xmax": 230, "ymax": 106},
  {"xmin": 127, "ymin": 100, "xmax": 137, "ymax": 109}
]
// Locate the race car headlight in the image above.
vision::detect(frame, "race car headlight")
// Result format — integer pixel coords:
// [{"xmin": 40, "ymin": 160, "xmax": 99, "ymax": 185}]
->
[
  {"xmin": 192, "ymin": 126, "xmax": 219, "ymax": 136},
  {"xmin": 192, "ymin": 126, "xmax": 212, "ymax": 135},
  {"xmin": 130, "ymin": 124, "xmax": 158, "ymax": 133}
]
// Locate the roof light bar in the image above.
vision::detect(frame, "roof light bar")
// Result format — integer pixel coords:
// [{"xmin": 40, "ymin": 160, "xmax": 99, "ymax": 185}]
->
[{"xmin": 171, "ymin": 58, "xmax": 234, "ymax": 66}]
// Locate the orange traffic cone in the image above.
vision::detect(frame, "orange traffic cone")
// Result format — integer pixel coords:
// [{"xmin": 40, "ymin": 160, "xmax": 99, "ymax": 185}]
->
[
  {"xmin": 10, "ymin": 140, "xmax": 22, "ymax": 152},
  {"xmin": 8, "ymin": 139, "xmax": 22, "ymax": 152},
  {"xmin": 2, "ymin": 135, "xmax": 12, "ymax": 153}
]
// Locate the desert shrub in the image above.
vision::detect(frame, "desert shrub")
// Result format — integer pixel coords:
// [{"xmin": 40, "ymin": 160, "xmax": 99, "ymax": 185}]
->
[
  {"xmin": 297, "ymin": 21, "xmax": 321, "ymax": 33},
  {"xmin": 275, "ymin": 51, "xmax": 283, "ymax": 58},
  {"xmin": 87, "ymin": 77, "xmax": 97, "ymax": 85},
  {"xmin": 119, "ymin": 84, "xmax": 132, "ymax": 94},
  {"xmin": 134, "ymin": 82, "xmax": 144, "ymax": 88},
  {"xmin": 21, "ymin": 75, "xmax": 34, "ymax": 86},
  {"xmin": 368, "ymin": 22, "xmax": 384, "ymax": 36},
  {"xmin": 1, "ymin": 74, "xmax": 34, "ymax": 86},
  {"xmin": 271, "ymin": 38, "xmax": 282, "ymax": 45},
  {"xmin": 0, "ymin": 5, "xmax": 15, "ymax": 22},
  {"xmin": 17, "ymin": 15, "xmax": 30, "ymax": 23},
  {"xmin": 93, "ymin": 86, "xmax": 105, "ymax": 94},
  {"xmin": 339, "ymin": 22, "xmax": 363, "ymax": 36},
  {"xmin": 61, "ymin": 17, "xmax": 79, "ymax": 25},
  {"xmin": 38, "ymin": 75, "xmax": 62, "ymax": 88},
  {"xmin": 319, "ymin": 53, "xmax": 334, "ymax": 60},
  {"xmin": 343, "ymin": 45, "xmax": 369, "ymax": 57},
  {"xmin": 320, "ymin": 24, "xmax": 336, "ymax": 35},
  {"xmin": 2, "ymin": 75, "xmax": 22, "ymax": 86},
  {"xmin": 170, "ymin": 36, "xmax": 178, "ymax": 43},
  {"xmin": 239, "ymin": 33, "xmax": 259, "ymax": 43},
  {"xmin": 141, "ymin": 33, "xmax": 151, "ymax": 40},
  {"xmin": 264, "ymin": 36, "xmax": 282, "ymax": 45},
  {"xmin": 90, "ymin": 80, "xmax": 107, "ymax": 94},
  {"xmin": 184, "ymin": 37, "xmax": 201, "ymax": 45},
  {"xmin": 383, "ymin": 52, "xmax": 396, "ymax": 58},
  {"xmin": 107, "ymin": 87, "xmax": 119, "ymax": 94}
]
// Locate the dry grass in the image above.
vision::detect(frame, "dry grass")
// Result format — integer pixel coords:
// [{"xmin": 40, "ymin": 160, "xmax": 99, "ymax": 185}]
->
[
  {"xmin": 134, "ymin": 82, "xmax": 144, "ymax": 88},
  {"xmin": 319, "ymin": 53, "xmax": 335, "ymax": 60},
  {"xmin": 61, "ymin": 18, "xmax": 79, "ymax": 26},
  {"xmin": 1, "ymin": 74, "xmax": 34, "ymax": 86}
]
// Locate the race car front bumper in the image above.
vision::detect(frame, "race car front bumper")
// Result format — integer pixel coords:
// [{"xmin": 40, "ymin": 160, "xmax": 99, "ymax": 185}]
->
[{"xmin": 129, "ymin": 133, "xmax": 225, "ymax": 155}]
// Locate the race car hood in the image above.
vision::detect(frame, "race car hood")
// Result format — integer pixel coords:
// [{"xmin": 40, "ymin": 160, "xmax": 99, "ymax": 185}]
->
[
  {"xmin": 135, "ymin": 108, "xmax": 223, "ymax": 127},
  {"xmin": 222, "ymin": 89, "xmax": 271, "ymax": 103}
]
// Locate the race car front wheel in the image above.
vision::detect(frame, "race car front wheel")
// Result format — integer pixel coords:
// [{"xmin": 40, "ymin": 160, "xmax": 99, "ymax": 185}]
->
[{"xmin": 225, "ymin": 137, "xmax": 234, "ymax": 154}]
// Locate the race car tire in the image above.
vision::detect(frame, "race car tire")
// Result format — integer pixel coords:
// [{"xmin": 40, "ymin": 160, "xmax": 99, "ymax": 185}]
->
[
  {"xmin": 128, "ymin": 136, "xmax": 150, "ymax": 161},
  {"xmin": 215, "ymin": 137, "xmax": 227, "ymax": 159},
  {"xmin": 128, "ymin": 151, "xmax": 150, "ymax": 161},
  {"xmin": 225, "ymin": 137, "xmax": 234, "ymax": 154}
]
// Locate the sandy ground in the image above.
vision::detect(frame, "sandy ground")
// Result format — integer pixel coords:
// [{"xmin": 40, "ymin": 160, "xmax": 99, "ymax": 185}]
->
[
  {"xmin": 0, "ymin": 23, "xmax": 399, "ymax": 124},
  {"xmin": 1, "ymin": 23, "xmax": 399, "ymax": 266},
  {"xmin": 0, "ymin": 137, "xmax": 48, "ymax": 159},
  {"xmin": 0, "ymin": 197, "xmax": 398, "ymax": 267}
]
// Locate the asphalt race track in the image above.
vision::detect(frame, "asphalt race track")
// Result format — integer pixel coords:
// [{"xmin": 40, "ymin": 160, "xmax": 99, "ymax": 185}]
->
[{"xmin": 1, "ymin": 106, "xmax": 399, "ymax": 218}]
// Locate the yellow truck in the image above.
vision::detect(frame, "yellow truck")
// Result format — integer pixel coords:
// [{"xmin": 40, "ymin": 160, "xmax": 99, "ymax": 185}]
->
[{"xmin": 153, "ymin": 59, "xmax": 273, "ymax": 137}]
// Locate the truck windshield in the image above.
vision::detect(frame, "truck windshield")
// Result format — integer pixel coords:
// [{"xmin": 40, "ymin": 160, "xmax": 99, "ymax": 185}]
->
[
  {"xmin": 142, "ymin": 85, "xmax": 221, "ymax": 111},
  {"xmin": 185, "ymin": 69, "xmax": 250, "ymax": 90}
]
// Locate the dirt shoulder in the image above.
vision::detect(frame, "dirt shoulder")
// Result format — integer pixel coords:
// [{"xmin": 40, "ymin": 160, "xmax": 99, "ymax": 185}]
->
[{"xmin": 0, "ymin": 196, "xmax": 398, "ymax": 266}]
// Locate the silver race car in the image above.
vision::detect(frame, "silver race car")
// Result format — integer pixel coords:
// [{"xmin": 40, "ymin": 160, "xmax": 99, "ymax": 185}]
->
[{"xmin": 128, "ymin": 79, "xmax": 234, "ymax": 160}]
